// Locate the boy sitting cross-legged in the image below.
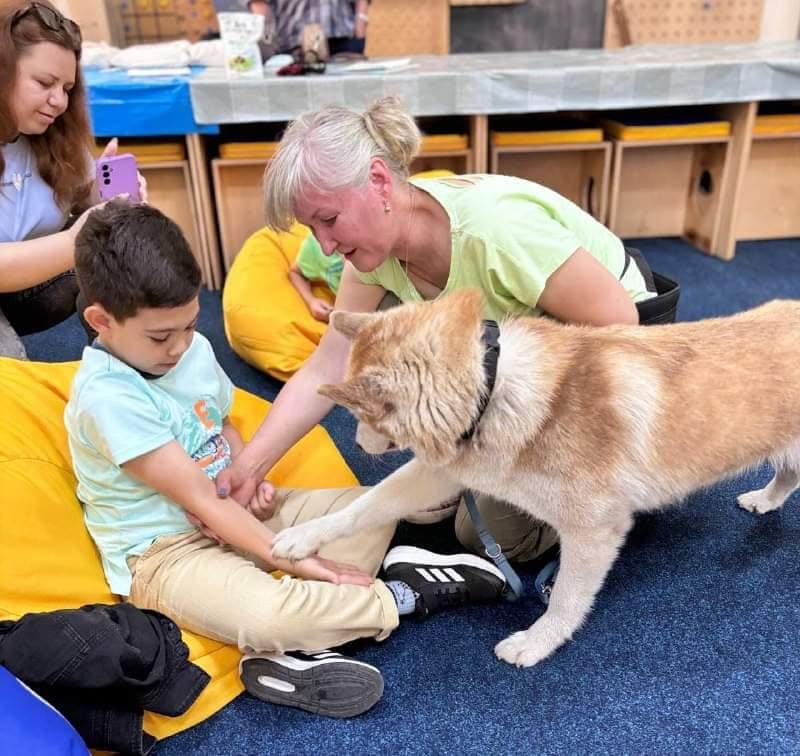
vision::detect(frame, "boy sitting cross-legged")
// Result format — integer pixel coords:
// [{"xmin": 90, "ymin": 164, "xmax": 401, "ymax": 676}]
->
[{"xmin": 65, "ymin": 201, "xmax": 506, "ymax": 718}]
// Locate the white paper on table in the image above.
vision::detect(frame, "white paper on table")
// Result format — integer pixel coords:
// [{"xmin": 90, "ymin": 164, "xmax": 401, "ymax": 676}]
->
[
  {"xmin": 327, "ymin": 57, "xmax": 415, "ymax": 75},
  {"xmin": 127, "ymin": 67, "xmax": 192, "ymax": 77}
]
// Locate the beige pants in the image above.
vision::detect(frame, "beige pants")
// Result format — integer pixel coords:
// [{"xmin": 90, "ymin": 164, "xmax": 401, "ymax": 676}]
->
[
  {"xmin": 128, "ymin": 487, "xmax": 399, "ymax": 654},
  {"xmin": 454, "ymin": 493, "xmax": 559, "ymax": 563}
]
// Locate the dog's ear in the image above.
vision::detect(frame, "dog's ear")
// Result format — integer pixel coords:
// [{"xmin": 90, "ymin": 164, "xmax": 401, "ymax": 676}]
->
[
  {"xmin": 330, "ymin": 310, "xmax": 373, "ymax": 340},
  {"xmin": 318, "ymin": 381, "xmax": 357, "ymax": 410},
  {"xmin": 319, "ymin": 373, "xmax": 386, "ymax": 414}
]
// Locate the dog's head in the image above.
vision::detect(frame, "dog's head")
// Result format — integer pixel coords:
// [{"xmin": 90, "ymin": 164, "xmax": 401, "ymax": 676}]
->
[{"xmin": 319, "ymin": 289, "xmax": 488, "ymax": 467}]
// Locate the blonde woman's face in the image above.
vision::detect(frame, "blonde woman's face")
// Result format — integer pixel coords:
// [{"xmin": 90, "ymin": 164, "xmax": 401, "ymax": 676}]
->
[
  {"xmin": 11, "ymin": 42, "xmax": 76, "ymax": 135},
  {"xmin": 294, "ymin": 183, "xmax": 396, "ymax": 273}
]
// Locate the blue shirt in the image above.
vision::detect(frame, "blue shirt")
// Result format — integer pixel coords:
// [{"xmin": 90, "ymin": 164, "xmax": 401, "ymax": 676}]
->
[
  {"xmin": 0, "ymin": 136, "xmax": 68, "ymax": 242},
  {"xmin": 64, "ymin": 332, "xmax": 234, "ymax": 595}
]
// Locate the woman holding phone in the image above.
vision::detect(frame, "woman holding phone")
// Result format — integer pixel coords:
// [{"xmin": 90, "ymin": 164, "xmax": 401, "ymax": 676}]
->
[{"xmin": 0, "ymin": 1, "xmax": 144, "ymax": 358}]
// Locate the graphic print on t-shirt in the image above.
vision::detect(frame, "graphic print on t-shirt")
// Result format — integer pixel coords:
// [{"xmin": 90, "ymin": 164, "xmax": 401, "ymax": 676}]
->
[{"xmin": 181, "ymin": 397, "xmax": 232, "ymax": 480}]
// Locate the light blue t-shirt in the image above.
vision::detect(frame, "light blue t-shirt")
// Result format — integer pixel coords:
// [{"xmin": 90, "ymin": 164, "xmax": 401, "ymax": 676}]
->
[
  {"xmin": 64, "ymin": 332, "xmax": 234, "ymax": 596},
  {"xmin": 0, "ymin": 136, "xmax": 68, "ymax": 242}
]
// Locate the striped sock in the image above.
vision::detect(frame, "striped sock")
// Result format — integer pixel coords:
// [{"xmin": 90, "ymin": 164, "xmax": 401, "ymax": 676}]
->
[{"xmin": 385, "ymin": 580, "xmax": 420, "ymax": 616}]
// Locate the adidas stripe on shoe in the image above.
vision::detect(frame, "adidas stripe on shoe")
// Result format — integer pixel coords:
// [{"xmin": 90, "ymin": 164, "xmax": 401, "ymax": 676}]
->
[
  {"xmin": 382, "ymin": 546, "xmax": 506, "ymax": 617},
  {"xmin": 239, "ymin": 650, "xmax": 383, "ymax": 718}
]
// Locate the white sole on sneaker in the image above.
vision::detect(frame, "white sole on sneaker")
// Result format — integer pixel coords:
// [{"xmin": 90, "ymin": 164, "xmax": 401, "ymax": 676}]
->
[
  {"xmin": 239, "ymin": 653, "xmax": 383, "ymax": 719},
  {"xmin": 382, "ymin": 545, "xmax": 506, "ymax": 583}
]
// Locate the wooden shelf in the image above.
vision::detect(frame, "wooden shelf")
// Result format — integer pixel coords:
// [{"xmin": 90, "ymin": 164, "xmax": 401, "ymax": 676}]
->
[
  {"xmin": 491, "ymin": 139, "xmax": 611, "ymax": 223},
  {"xmin": 736, "ymin": 121, "xmax": 800, "ymax": 240},
  {"xmin": 139, "ymin": 160, "xmax": 206, "ymax": 284}
]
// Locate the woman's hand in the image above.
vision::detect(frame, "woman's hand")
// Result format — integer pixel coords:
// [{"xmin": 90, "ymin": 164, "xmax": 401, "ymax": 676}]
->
[
  {"xmin": 68, "ymin": 201, "xmax": 109, "ymax": 242},
  {"xmin": 137, "ymin": 171, "xmax": 149, "ymax": 203},
  {"xmin": 95, "ymin": 137, "xmax": 148, "ymax": 203},
  {"xmin": 216, "ymin": 454, "xmax": 262, "ymax": 507}
]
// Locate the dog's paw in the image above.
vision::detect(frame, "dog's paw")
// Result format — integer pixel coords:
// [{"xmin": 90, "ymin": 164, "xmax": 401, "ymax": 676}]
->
[
  {"xmin": 271, "ymin": 523, "xmax": 327, "ymax": 561},
  {"xmin": 737, "ymin": 489, "xmax": 782, "ymax": 515},
  {"xmin": 494, "ymin": 629, "xmax": 558, "ymax": 668}
]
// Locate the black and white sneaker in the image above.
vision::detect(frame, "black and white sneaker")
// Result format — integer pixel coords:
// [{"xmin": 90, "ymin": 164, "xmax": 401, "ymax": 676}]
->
[
  {"xmin": 239, "ymin": 650, "xmax": 383, "ymax": 718},
  {"xmin": 382, "ymin": 545, "xmax": 506, "ymax": 617}
]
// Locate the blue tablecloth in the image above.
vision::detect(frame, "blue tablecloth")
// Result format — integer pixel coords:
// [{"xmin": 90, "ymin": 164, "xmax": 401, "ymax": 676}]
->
[{"xmin": 85, "ymin": 66, "xmax": 219, "ymax": 137}]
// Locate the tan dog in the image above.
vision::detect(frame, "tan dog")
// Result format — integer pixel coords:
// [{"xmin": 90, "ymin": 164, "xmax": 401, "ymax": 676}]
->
[{"xmin": 271, "ymin": 290, "xmax": 800, "ymax": 667}]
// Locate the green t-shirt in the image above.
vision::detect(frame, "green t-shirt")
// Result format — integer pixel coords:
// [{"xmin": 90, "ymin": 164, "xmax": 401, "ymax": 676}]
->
[
  {"xmin": 355, "ymin": 174, "xmax": 653, "ymax": 322},
  {"xmin": 296, "ymin": 233, "xmax": 344, "ymax": 293}
]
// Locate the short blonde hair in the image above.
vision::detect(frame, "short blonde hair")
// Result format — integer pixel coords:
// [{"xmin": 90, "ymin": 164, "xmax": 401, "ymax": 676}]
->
[{"xmin": 264, "ymin": 96, "xmax": 421, "ymax": 231}]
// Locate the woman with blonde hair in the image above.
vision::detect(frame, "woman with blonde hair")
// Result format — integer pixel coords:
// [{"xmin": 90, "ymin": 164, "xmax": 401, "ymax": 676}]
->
[
  {"xmin": 0, "ymin": 1, "xmax": 137, "ymax": 357},
  {"xmin": 218, "ymin": 96, "xmax": 676, "ymax": 568}
]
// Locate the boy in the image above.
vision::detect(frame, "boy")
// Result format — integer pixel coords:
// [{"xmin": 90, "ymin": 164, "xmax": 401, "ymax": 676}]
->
[{"xmin": 65, "ymin": 201, "xmax": 506, "ymax": 718}]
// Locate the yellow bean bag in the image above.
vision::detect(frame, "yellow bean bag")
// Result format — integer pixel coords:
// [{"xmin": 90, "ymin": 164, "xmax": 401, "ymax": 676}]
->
[
  {"xmin": 0, "ymin": 357, "xmax": 357, "ymax": 741},
  {"xmin": 223, "ymin": 170, "xmax": 456, "ymax": 382},
  {"xmin": 223, "ymin": 222, "xmax": 330, "ymax": 382}
]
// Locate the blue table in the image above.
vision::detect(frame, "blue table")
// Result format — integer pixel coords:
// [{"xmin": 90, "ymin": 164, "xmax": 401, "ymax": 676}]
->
[{"xmin": 84, "ymin": 66, "xmax": 219, "ymax": 137}]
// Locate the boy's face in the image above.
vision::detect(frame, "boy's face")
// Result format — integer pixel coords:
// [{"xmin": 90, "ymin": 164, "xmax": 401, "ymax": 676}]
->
[{"xmin": 92, "ymin": 298, "xmax": 200, "ymax": 376}]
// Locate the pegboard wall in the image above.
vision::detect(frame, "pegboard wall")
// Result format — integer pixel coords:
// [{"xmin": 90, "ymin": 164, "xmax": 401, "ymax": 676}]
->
[
  {"xmin": 366, "ymin": 0, "xmax": 450, "ymax": 57},
  {"xmin": 112, "ymin": 0, "xmax": 217, "ymax": 45},
  {"xmin": 604, "ymin": 0, "xmax": 765, "ymax": 47}
]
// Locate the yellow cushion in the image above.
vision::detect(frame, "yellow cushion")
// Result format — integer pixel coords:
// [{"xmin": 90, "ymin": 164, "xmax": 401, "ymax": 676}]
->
[
  {"xmin": 223, "ymin": 223, "xmax": 334, "ymax": 382},
  {"xmin": 602, "ymin": 118, "xmax": 731, "ymax": 141},
  {"xmin": 491, "ymin": 128, "xmax": 603, "ymax": 146},
  {"xmin": 0, "ymin": 357, "xmax": 357, "ymax": 740},
  {"xmin": 223, "ymin": 170, "xmax": 456, "ymax": 381}
]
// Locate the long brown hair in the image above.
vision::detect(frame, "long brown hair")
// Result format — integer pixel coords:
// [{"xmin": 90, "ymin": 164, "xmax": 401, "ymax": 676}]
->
[{"xmin": 0, "ymin": 0, "xmax": 92, "ymax": 212}]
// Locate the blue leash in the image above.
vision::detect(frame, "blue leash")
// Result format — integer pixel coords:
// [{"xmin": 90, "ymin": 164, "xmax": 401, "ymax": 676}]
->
[{"xmin": 462, "ymin": 490, "xmax": 524, "ymax": 601}]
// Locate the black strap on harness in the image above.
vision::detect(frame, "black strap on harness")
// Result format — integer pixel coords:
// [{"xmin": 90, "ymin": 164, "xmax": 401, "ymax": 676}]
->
[
  {"xmin": 463, "ymin": 489, "xmax": 524, "ymax": 601},
  {"xmin": 460, "ymin": 320, "xmax": 501, "ymax": 442},
  {"xmin": 460, "ymin": 320, "xmax": 525, "ymax": 600}
]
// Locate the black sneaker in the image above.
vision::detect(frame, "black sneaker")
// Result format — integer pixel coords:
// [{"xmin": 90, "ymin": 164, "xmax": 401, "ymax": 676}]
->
[
  {"xmin": 382, "ymin": 545, "xmax": 506, "ymax": 617},
  {"xmin": 239, "ymin": 650, "xmax": 383, "ymax": 718}
]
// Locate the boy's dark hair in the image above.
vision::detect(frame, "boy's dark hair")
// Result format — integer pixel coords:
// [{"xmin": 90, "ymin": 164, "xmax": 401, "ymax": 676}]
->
[{"xmin": 75, "ymin": 200, "xmax": 202, "ymax": 320}]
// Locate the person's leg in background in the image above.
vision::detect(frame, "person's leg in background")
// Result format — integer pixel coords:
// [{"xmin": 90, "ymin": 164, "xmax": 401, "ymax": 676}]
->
[
  {"xmin": 454, "ymin": 494, "xmax": 559, "ymax": 564},
  {"xmin": 0, "ymin": 308, "xmax": 26, "ymax": 358},
  {"xmin": 0, "ymin": 270, "xmax": 86, "ymax": 357}
]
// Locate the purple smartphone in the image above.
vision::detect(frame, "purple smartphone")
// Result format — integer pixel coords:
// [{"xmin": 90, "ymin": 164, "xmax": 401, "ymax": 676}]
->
[{"xmin": 96, "ymin": 153, "xmax": 140, "ymax": 202}]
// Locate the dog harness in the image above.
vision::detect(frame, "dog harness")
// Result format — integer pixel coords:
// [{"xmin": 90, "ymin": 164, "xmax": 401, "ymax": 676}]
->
[{"xmin": 461, "ymin": 320, "xmax": 524, "ymax": 601}]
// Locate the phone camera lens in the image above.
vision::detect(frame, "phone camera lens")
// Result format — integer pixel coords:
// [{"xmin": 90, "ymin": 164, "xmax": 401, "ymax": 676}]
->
[{"xmin": 103, "ymin": 178, "xmax": 111, "ymax": 185}]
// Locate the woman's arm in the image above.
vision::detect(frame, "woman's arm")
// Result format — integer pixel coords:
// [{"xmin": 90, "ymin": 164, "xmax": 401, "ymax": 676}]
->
[
  {"xmin": 0, "ymin": 198, "xmax": 111, "ymax": 293},
  {"xmin": 222, "ymin": 417, "xmax": 245, "ymax": 457},
  {"xmin": 0, "ymin": 232, "xmax": 77, "ymax": 292},
  {"xmin": 124, "ymin": 439, "xmax": 373, "ymax": 585},
  {"xmin": 217, "ymin": 264, "xmax": 386, "ymax": 504},
  {"xmin": 536, "ymin": 246, "xmax": 639, "ymax": 326}
]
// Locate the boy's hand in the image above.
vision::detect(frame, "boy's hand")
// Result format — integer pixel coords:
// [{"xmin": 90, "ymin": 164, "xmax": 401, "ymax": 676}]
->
[
  {"xmin": 188, "ymin": 480, "xmax": 276, "ymax": 541},
  {"xmin": 283, "ymin": 554, "xmax": 374, "ymax": 586},
  {"xmin": 247, "ymin": 480, "xmax": 277, "ymax": 520},
  {"xmin": 310, "ymin": 298, "xmax": 333, "ymax": 322}
]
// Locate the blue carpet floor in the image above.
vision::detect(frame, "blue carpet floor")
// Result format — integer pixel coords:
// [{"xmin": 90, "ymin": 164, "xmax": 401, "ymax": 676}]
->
[{"xmin": 22, "ymin": 237, "xmax": 800, "ymax": 754}]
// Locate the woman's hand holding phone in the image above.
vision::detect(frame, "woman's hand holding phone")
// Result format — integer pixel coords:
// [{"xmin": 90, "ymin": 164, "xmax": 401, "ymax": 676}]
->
[{"xmin": 94, "ymin": 138, "xmax": 149, "ymax": 203}]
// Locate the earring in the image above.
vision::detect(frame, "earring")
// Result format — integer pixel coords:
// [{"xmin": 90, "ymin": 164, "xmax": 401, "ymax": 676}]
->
[{"xmin": 383, "ymin": 201, "xmax": 391, "ymax": 214}]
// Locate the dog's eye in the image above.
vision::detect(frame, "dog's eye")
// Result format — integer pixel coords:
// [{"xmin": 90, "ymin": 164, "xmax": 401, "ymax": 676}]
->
[{"xmin": 383, "ymin": 401, "xmax": 395, "ymax": 414}]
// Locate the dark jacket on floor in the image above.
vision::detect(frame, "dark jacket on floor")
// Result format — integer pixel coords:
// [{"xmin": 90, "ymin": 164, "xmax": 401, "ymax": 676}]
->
[{"xmin": 0, "ymin": 603, "xmax": 210, "ymax": 755}]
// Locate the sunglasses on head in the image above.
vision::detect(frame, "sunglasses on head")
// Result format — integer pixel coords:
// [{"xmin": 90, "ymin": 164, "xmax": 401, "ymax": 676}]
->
[{"xmin": 12, "ymin": 2, "xmax": 82, "ymax": 47}]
